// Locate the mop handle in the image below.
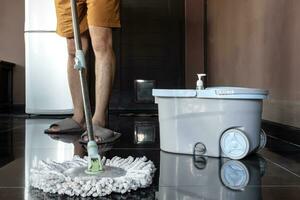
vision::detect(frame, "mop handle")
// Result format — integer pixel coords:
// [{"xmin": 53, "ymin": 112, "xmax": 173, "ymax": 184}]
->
[
  {"xmin": 70, "ymin": 0, "xmax": 82, "ymax": 50},
  {"xmin": 70, "ymin": 0, "xmax": 94, "ymax": 141}
]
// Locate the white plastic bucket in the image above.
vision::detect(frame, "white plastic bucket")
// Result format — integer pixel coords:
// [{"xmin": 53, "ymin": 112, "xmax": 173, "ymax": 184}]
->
[{"xmin": 153, "ymin": 87, "xmax": 268, "ymax": 159}]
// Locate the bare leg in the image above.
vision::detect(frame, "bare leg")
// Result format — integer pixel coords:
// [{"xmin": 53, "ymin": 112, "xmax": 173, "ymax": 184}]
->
[
  {"xmin": 48, "ymin": 33, "xmax": 89, "ymax": 132},
  {"xmin": 89, "ymin": 26, "xmax": 115, "ymax": 127}
]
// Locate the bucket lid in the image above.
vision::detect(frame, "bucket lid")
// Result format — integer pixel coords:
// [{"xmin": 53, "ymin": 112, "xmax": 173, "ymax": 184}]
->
[{"xmin": 152, "ymin": 87, "xmax": 268, "ymax": 100}]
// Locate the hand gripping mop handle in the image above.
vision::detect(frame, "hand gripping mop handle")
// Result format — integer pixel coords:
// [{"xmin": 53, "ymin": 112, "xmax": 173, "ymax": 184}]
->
[{"xmin": 70, "ymin": 0, "xmax": 103, "ymax": 172}]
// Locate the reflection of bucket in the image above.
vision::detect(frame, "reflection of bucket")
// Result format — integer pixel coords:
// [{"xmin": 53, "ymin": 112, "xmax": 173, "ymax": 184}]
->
[
  {"xmin": 153, "ymin": 87, "xmax": 268, "ymax": 159},
  {"xmin": 158, "ymin": 151, "xmax": 266, "ymax": 200},
  {"xmin": 221, "ymin": 160, "xmax": 250, "ymax": 190}
]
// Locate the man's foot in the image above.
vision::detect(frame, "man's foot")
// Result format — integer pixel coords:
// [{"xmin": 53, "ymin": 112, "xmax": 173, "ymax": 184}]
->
[
  {"xmin": 80, "ymin": 125, "xmax": 121, "ymax": 144},
  {"xmin": 44, "ymin": 118, "xmax": 85, "ymax": 134}
]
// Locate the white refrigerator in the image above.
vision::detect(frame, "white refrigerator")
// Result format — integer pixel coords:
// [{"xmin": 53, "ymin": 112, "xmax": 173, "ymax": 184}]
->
[{"xmin": 25, "ymin": 0, "xmax": 73, "ymax": 114}]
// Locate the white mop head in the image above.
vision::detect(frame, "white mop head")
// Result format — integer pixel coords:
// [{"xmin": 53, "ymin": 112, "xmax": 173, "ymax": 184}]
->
[{"xmin": 30, "ymin": 156, "xmax": 156, "ymax": 197}]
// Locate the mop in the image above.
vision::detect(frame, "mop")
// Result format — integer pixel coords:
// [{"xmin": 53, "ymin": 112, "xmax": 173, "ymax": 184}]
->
[
  {"xmin": 30, "ymin": 0, "xmax": 156, "ymax": 197},
  {"xmin": 30, "ymin": 156, "xmax": 156, "ymax": 197}
]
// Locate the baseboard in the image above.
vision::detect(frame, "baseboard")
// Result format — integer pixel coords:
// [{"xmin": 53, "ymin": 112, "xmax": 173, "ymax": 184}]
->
[
  {"xmin": 0, "ymin": 103, "xmax": 12, "ymax": 111},
  {"xmin": 12, "ymin": 104, "xmax": 26, "ymax": 114},
  {"xmin": 0, "ymin": 104, "xmax": 25, "ymax": 115},
  {"xmin": 262, "ymin": 120, "xmax": 300, "ymax": 146}
]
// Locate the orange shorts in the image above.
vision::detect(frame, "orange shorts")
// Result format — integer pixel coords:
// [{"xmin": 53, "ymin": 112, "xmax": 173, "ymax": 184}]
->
[{"xmin": 54, "ymin": 0, "xmax": 121, "ymax": 38}]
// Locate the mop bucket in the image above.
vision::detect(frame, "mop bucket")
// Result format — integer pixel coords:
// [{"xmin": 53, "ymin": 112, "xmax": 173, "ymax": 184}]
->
[{"xmin": 153, "ymin": 87, "xmax": 268, "ymax": 160}]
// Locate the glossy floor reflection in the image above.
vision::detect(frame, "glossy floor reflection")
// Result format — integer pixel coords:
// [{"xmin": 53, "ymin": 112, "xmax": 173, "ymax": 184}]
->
[{"xmin": 0, "ymin": 115, "xmax": 299, "ymax": 200}]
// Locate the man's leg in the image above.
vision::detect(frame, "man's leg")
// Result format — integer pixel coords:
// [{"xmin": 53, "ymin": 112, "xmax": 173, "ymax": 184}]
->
[
  {"xmin": 48, "ymin": 33, "xmax": 89, "ymax": 132},
  {"xmin": 89, "ymin": 26, "xmax": 115, "ymax": 127}
]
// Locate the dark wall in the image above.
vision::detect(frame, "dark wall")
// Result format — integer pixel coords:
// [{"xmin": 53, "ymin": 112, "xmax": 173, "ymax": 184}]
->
[
  {"xmin": 185, "ymin": 0, "xmax": 205, "ymax": 88},
  {"xmin": 109, "ymin": 0, "xmax": 186, "ymax": 112}
]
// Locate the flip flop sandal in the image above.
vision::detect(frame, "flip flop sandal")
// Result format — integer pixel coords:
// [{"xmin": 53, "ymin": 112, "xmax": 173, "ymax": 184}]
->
[
  {"xmin": 44, "ymin": 118, "xmax": 86, "ymax": 135},
  {"xmin": 48, "ymin": 134, "xmax": 81, "ymax": 144},
  {"xmin": 79, "ymin": 125, "xmax": 122, "ymax": 145}
]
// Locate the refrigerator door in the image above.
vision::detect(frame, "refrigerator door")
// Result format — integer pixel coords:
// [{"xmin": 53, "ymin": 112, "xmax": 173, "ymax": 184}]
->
[
  {"xmin": 25, "ymin": 0, "xmax": 57, "ymax": 31},
  {"xmin": 25, "ymin": 32, "xmax": 73, "ymax": 114}
]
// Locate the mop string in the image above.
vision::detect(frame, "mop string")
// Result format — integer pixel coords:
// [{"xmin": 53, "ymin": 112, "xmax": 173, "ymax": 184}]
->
[
  {"xmin": 114, "ymin": 156, "xmax": 134, "ymax": 167},
  {"xmin": 126, "ymin": 157, "xmax": 146, "ymax": 170},
  {"xmin": 101, "ymin": 157, "xmax": 107, "ymax": 165}
]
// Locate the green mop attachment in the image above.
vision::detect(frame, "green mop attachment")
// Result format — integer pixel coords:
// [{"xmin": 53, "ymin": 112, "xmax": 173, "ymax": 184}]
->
[{"xmin": 85, "ymin": 141, "xmax": 103, "ymax": 174}]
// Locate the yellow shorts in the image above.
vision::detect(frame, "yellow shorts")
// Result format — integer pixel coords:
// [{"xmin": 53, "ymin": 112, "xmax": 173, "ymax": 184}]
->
[{"xmin": 54, "ymin": 0, "xmax": 121, "ymax": 38}]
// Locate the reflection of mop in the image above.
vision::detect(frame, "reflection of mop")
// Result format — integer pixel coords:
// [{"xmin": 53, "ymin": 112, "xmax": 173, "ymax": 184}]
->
[
  {"xmin": 30, "ymin": 182, "xmax": 156, "ymax": 199},
  {"xmin": 30, "ymin": 0, "xmax": 155, "ymax": 197}
]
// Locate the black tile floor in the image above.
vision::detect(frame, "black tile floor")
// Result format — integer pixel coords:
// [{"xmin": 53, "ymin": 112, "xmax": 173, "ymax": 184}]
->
[{"xmin": 0, "ymin": 114, "xmax": 299, "ymax": 200}]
